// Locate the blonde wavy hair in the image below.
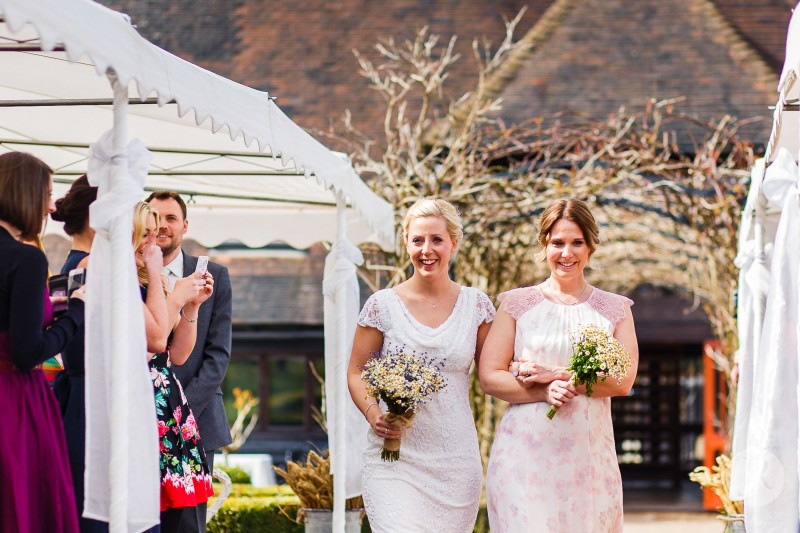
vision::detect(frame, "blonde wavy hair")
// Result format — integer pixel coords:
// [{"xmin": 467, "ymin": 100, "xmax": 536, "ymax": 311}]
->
[
  {"xmin": 402, "ymin": 198, "xmax": 464, "ymax": 246},
  {"xmin": 133, "ymin": 201, "xmax": 168, "ymax": 294}
]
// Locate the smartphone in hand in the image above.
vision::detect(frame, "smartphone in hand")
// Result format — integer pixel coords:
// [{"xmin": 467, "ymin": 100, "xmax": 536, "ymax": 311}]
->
[
  {"xmin": 48, "ymin": 274, "xmax": 69, "ymax": 316},
  {"xmin": 68, "ymin": 268, "xmax": 86, "ymax": 293},
  {"xmin": 195, "ymin": 256, "xmax": 209, "ymax": 275}
]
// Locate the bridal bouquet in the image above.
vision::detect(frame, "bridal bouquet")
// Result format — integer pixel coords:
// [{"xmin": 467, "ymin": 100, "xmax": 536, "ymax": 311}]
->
[
  {"xmin": 546, "ymin": 323, "xmax": 632, "ymax": 419},
  {"xmin": 361, "ymin": 346, "xmax": 446, "ymax": 461}
]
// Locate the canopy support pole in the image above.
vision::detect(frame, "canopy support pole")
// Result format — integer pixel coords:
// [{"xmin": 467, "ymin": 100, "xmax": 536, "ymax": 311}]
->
[{"xmin": 107, "ymin": 68, "xmax": 131, "ymax": 533}]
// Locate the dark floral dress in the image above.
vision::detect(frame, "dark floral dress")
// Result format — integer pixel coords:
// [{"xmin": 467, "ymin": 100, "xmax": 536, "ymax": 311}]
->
[{"xmin": 148, "ymin": 351, "xmax": 214, "ymax": 511}]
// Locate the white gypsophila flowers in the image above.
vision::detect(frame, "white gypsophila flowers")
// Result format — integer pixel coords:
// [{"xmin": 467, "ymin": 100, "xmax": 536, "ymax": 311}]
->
[{"xmin": 361, "ymin": 346, "xmax": 447, "ymax": 413}]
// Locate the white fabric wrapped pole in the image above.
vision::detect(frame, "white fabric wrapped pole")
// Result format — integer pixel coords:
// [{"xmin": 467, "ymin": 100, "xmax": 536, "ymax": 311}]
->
[
  {"xmin": 83, "ymin": 71, "xmax": 160, "ymax": 532},
  {"xmin": 744, "ymin": 147, "xmax": 800, "ymax": 531},
  {"xmin": 323, "ymin": 197, "xmax": 369, "ymax": 532},
  {"xmin": 729, "ymin": 159, "xmax": 773, "ymax": 499}
]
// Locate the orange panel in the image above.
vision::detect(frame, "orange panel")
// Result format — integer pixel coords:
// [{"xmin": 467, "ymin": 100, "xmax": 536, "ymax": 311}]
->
[{"xmin": 702, "ymin": 340, "xmax": 728, "ymax": 510}]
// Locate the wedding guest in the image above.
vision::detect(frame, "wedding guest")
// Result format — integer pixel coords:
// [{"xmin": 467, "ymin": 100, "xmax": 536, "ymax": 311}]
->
[
  {"xmin": 348, "ymin": 198, "xmax": 495, "ymax": 532},
  {"xmin": 22, "ymin": 235, "xmax": 63, "ymax": 386},
  {"xmin": 52, "ymin": 175, "xmax": 97, "ymax": 273},
  {"xmin": 479, "ymin": 199, "xmax": 639, "ymax": 533},
  {"xmin": 133, "ymin": 201, "xmax": 215, "ymax": 532},
  {"xmin": 146, "ymin": 191, "xmax": 233, "ymax": 533},
  {"xmin": 0, "ymin": 152, "xmax": 85, "ymax": 533},
  {"xmin": 50, "ymin": 175, "xmax": 104, "ymax": 532}
]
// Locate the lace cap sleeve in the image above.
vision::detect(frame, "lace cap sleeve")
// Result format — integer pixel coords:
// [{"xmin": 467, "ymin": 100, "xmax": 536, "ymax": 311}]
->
[
  {"xmin": 357, "ymin": 292, "xmax": 386, "ymax": 332},
  {"xmin": 474, "ymin": 290, "xmax": 496, "ymax": 327},
  {"xmin": 496, "ymin": 286, "xmax": 545, "ymax": 321},
  {"xmin": 587, "ymin": 288, "xmax": 634, "ymax": 327}
]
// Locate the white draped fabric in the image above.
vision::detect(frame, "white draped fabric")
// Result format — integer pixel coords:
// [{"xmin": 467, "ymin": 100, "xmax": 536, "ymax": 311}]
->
[
  {"xmin": 83, "ymin": 119, "xmax": 160, "ymax": 530},
  {"xmin": 742, "ymin": 148, "xmax": 800, "ymax": 532},
  {"xmin": 323, "ymin": 201, "xmax": 370, "ymax": 531},
  {"xmin": 729, "ymin": 159, "xmax": 775, "ymax": 499}
]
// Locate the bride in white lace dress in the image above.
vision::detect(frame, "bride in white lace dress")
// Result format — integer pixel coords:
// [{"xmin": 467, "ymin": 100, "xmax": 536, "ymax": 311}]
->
[
  {"xmin": 348, "ymin": 199, "xmax": 495, "ymax": 533},
  {"xmin": 479, "ymin": 199, "xmax": 639, "ymax": 533}
]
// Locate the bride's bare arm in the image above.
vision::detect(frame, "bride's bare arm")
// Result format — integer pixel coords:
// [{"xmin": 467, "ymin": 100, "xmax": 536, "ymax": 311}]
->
[
  {"xmin": 478, "ymin": 307, "xmax": 551, "ymax": 404},
  {"xmin": 347, "ymin": 325, "xmax": 402, "ymax": 441},
  {"xmin": 511, "ymin": 360, "xmax": 571, "ymax": 386}
]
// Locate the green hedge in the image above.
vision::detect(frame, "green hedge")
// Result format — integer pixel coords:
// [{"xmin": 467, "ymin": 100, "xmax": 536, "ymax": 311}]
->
[
  {"xmin": 207, "ymin": 484, "xmax": 488, "ymax": 532},
  {"xmin": 217, "ymin": 466, "xmax": 252, "ymax": 484},
  {"xmin": 207, "ymin": 496, "xmax": 303, "ymax": 533}
]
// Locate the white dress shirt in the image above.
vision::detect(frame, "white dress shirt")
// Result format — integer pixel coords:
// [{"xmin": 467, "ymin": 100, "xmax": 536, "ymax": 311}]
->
[{"xmin": 162, "ymin": 249, "xmax": 184, "ymax": 291}]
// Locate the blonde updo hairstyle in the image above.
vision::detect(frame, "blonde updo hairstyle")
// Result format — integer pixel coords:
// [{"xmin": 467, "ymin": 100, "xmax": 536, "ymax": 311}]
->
[
  {"xmin": 535, "ymin": 199, "xmax": 600, "ymax": 262},
  {"xmin": 132, "ymin": 201, "xmax": 169, "ymax": 294},
  {"xmin": 402, "ymin": 198, "xmax": 464, "ymax": 254}
]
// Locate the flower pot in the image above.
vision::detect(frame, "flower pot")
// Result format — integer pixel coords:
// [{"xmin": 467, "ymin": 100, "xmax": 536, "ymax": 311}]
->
[
  {"xmin": 302, "ymin": 508, "xmax": 363, "ymax": 533},
  {"xmin": 722, "ymin": 514, "xmax": 745, "ymax": 533}
]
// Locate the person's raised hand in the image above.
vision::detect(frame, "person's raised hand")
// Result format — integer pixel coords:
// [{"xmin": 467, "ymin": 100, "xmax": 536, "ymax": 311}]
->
[
  {"xmin": 193, "ymin": 272, "xmax": 214, "ymax": 306},
  {"xmin": 171, "ymin": 274, "xmax": 204, "ymax": 307},
  {"xmin": 69, "ymin": 285, "xmax": 87, "ymax": 302},
  {"xmin": 142, "ymin": 233, "xmax": 163, "ymax": 274}
]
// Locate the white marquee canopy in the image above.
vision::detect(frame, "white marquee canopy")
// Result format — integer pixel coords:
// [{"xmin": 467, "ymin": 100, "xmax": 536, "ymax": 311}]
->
[{"xmin": 0, "ymin": 17, "xmax": 394, "ymax": 250}]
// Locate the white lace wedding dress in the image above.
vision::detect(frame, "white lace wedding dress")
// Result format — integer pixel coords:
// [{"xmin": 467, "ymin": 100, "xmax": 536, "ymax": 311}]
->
[{"xmin": 357, "ymin": 286, "xmax": 495, "ymax": 533}]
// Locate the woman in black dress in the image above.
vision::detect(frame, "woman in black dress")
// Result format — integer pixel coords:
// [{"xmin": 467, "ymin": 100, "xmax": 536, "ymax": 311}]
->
[
  {"xmin": 51, "ymin": 175, "xmax": 102, "ymax": 532},
  {"xmin": 0, "ymin": 152, "xmax": 86, "ymax": 532}
]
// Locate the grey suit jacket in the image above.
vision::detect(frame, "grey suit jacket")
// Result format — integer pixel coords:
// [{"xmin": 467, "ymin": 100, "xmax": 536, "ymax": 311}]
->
[{"xmin": 173, "ymin": 252, "xmax": 233, "ymax": 451}]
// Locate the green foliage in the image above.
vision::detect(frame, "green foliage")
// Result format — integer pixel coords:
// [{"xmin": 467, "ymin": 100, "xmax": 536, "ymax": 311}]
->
[
  {"xmin": 218, "ymin": 465, "xmax": 252, "ymax": 484},
  {"xmin": 207, "ymin": 496, "xmax": 303, "ymax": 533},
  {"xmin": 213, "ymin": 483, "xmax": 295, "ymax": 498},
  {"xmin": 568, "ymin": 340, "xmax": 604, "ymax": 397},
  {"xmin": 207, "ymin": 487, "xmax": 485, "ymax": 533}
]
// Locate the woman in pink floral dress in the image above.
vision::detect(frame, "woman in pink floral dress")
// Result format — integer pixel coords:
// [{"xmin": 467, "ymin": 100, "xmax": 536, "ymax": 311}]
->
[{"xmin": 479, "ymin": 199, "xmax": 639, "ymax": 533}]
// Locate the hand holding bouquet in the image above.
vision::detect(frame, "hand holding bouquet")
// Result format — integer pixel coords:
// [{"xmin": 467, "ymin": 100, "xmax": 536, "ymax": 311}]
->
[
  {"xmin": 546, "ymin": 323, "xmax": 632, "ymax": 419},
  {"xmin": 361, "ymin": 346, "xmax": 446, "ymax": 461}
]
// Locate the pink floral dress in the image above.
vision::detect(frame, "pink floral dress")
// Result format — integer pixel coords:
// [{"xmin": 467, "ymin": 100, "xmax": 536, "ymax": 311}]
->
[{"xmin": 486, "ymin": 285, "xmax": 632, "ymax": 533}]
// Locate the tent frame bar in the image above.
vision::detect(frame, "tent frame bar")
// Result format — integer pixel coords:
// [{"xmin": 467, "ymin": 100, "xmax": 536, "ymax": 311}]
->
[
  {"xmin": 0, "ymin": 137, "xmax": 280, "ymax": 159},
  {"xmin": 0, "ymin": 97, "xmax": 173, "ymax": 106},
  {"xmin": 51, "ymin": 175, "xmax": 339, "ymax": 207},
  {"xmin": 0, "ymin": 44, "xmax": 66, "ymax": 51},
  {"xmin": 54, "ymin": 169, "xmax": 303, "ymax": 177}
]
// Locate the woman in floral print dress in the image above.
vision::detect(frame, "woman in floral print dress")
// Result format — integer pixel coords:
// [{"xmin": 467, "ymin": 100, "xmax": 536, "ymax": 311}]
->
[
  {"xmin": 479, "ymin": 199, "xmax": 639, "ymax": 533},
  {"xmin": 132, "ymin": 201, "xmax": 215, "ymax": 526}
]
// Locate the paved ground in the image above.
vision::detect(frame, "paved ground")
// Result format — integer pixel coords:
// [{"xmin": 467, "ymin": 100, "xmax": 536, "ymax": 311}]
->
[{"xmin": 624, "ymin": 512, "xmax": 724, "ymax": 533}]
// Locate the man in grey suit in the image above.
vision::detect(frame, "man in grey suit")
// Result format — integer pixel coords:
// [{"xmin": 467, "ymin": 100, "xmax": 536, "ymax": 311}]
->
[{"xmin": 147, "ymin": 191, "xmax": 233, "ymax": 533}]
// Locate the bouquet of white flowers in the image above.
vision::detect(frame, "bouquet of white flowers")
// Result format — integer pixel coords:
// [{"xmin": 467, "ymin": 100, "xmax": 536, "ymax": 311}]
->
[
  {"xmin": 547, "ymin": 323, "xmax": 632, "ymax": 419},
  {"xmin": 361, "ymin": 346, "xmax": 446, "ymax": 461}
]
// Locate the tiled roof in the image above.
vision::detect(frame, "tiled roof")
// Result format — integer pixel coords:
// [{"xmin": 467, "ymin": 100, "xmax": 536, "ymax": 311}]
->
[
  {"xmin": 493, "ymin": 0, "xmax": 782, "ymax": 143},
  {"xmin": 712, "ymin": 0, "xmax": 796, "ymax": 72},
  {"xmin": 99, "ymin": 0, "xmax": 792, "ymax": 146},
  {"xmin": 43, "ymin": 235, "xmax": 329, "ymax": 326},
  {"xmin": 102, "ymin": 0, "xmax": 544, "ymax": 143}
]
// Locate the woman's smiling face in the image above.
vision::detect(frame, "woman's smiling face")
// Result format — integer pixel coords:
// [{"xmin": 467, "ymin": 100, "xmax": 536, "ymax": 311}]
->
[
  {"xmin": 545, "ymin": 218, "xmax": 589, "ymax": 279},
  {"xmin": 134, "ymin": 213, "xmax": 157, "ymax": 269},
  {"xmin": 405, "ymin": 216, "xmax": 457, "ymax": 278}
]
